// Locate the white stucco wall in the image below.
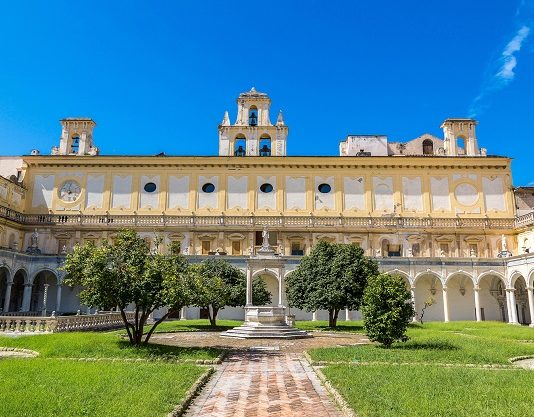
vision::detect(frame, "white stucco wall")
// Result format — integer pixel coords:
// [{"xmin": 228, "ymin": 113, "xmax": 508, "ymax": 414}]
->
[
  {"xmin": 227, "ymin": 176, "xmax": 248, "ymax": 209},
  {"xmin": 168, "ymin": 175, "xmax": 189, "ymax": 209},
  {"xmin": 86, "ymin": 174, "xmax": 105, "ymax": 209},
  {"xmin": 344, "ymin": 177, "xmax": 365, "ymax": 211},
  {"xmin": 431, "ymin": 177, "xmax": 451, "ymax": 211},
  {"xmin": 32, "ymin": 174, "xmax": 55, "ymax": 209},
  {"xmin": 111, "ymin": 175, "xmax": 132, "ymax": 209}
]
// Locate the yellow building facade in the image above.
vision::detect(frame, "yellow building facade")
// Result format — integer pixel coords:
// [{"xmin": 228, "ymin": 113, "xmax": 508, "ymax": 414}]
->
[{"xmin": 1, "ymin": 88, "xmax": 533, "ymax": 324}]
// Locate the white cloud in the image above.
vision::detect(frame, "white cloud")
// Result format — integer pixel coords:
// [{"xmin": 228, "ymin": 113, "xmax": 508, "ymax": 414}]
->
[{"xmin": 496, "ymin": 26, "xmax": 530, "ymax": 82}]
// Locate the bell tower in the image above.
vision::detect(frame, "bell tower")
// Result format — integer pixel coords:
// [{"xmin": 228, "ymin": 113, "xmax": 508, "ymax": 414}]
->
[
  {"xmin": 441, "ymin": 118, "xmax": 480, "ymax": 156},
  {"xmin": 218, "ymin": 88, "xmax": 288, "ymax": 156},
  {"xmin": 52, "ymin": 118, "xmax": 98, "ymax": 156}
]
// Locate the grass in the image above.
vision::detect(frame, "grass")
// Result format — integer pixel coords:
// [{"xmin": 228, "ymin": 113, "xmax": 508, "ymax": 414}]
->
[
  {"xmin": 152, "ymin": 318, "xmax": 243, "ymax": 333},
  {"xmin": 309, "ymin": 321, "xmax": 534, "ymax": 364},
  {"xmin": 0, "ymin": 330, "xmax": 221, "ymax": 361},
  {"xmin": 311, "ymin": 322, "xmax": 534, "ymax": 417},
  {"xmin": 323, "ymin": 364, "xmax": 533, "ymax": 417},
  {"xmin": 295, "ymin": 319, "xmax": 365, "ymax": 333},
  {"xmin": 0, "ymin": 358, "xmax": 204, "ymax": 417}
]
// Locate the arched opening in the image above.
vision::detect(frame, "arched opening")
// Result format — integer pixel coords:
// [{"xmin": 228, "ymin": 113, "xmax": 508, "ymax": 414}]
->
[
  {"xmin": 70, "ymin": 135, "xmax": 80, "ymax": 154},
  {"xmin": 414, "ymin": 274, "xmax": 444, "ymax": 321},
  {"xmin": 478, "ymin": 274, "xmax": 507, "ymax": 322},
  {"xmin": 257, "ymin": 273, "xmax": 279, "ymax": 306},
  {"xmin": 513, "ymin": 276, "xmax": 530, "ymax": 325},
  {"xmin": 9, "ymin": 270, "xmax": 26, "ymax": 312},
  {"xmin": 259, "ymin": 135, "xmax": 271, "ymax": 156},
  {"xmin": 456, "ymin": 136, "xmax": 465, "ymax": 155},
  {"xmin": 248, "ymin": 106, "xmax": 258, "ymax": 126},
  {"xmin": 30, "ymin": 270, "xmax": 58, "ymax": 314},
  {"xmin": 446, "ymin": 274, "xmax": 475, "ymax": 320},
  {"xmin": 234, "ymin": 134, "xmax": 246, "ymax": 156},
  {"xmin": 0, "ymin": 267, "xmax": 9, "ymax": 312},
  {"xmin": 422, "ymin": 139, "xmax": 434, "ymax": 155}
]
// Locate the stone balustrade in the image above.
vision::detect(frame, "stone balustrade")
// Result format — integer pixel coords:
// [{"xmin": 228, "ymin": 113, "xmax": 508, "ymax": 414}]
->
[
  {"xmin": 0, "ymin": 312, "xmax": 135, "ymax": 333},
  {"xmin": 0, "ymin": 204, "xmax": 518, "ymax": 230}
]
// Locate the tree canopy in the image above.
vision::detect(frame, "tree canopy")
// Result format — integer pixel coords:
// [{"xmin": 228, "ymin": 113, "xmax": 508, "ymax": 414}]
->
[
  {"xmin": 286, "ymin": 241, "xmax": 379, "ymax": 327},
  {"xmin": 189, "ymin": 258, "xmax": 271, "ymax": 327},
  {"xmin": 62, "ymin": 229, "xmax": 190, "ymax": 345}
]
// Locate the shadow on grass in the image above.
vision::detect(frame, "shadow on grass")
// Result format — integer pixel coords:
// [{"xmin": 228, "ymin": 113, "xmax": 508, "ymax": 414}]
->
[
  {"xmin": 296, "ymin": 324, "xmax": 366, "ymax": 333},
  {"xmin": 116, "ymin": 339, "xmax": 222, "ymax": 359},
  {"xmin": 389, "ymin": 340, "xmax": 459, "ymax": 351}
]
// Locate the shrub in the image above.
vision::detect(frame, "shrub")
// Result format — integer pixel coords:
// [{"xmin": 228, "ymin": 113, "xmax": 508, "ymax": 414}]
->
[{"xmin": 362, "ymin": 274, "xmax": 415, "ymax": 348}]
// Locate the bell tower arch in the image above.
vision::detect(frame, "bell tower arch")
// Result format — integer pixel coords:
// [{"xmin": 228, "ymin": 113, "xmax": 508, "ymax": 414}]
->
[
  {"xmin": 52, "ymin": 118, "xmax": 98, "ymax": 156},
  {"xmin": 218, "ymin": 88, "xmax": 288, "ymax": 156}
]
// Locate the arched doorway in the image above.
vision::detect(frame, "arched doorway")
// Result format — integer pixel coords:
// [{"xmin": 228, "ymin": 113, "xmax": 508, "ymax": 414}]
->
[
  {"xmin": 446, "ymin": 274, "xmax": 475, "ymax": 321},
  {"xmin": 30, "ymin": 270, "xmax": 58, "ymax": 314},
  {"xmin": 256, "ymin": 273, "xmax": 279, "ymax": 306},
  {"xmin": 477, "ymin": 274, "xmax": 507, "ymax": 322},
  {"xmin": 0, "ymin": 267, "xmax": 9, "ymax": 312},
  {"xmin": 414, "ymin": 273, "xmax": 444, "ymax": 321},
  {"xmin": 9, "ymin": 270, "xmax": 26, "ymax": 312},
  {"xmin": 513, "ymin": 275, "xmax": 530, "ymax": 325}
]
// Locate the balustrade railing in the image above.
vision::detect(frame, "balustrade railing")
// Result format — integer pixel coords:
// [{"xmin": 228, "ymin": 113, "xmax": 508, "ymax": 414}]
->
[
  {"xmin": 0, "ymin": 312, "xmax": 135, "ymax": 333},
  {"xmin": 0, "ymin": 204, "xmax": 519, "ymax": 230}
]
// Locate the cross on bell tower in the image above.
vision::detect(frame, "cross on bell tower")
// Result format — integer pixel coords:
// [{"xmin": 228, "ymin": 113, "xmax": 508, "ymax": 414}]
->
[{"xmin": 218, "ymin": 88, "xmax": 288, "ymax": 157}]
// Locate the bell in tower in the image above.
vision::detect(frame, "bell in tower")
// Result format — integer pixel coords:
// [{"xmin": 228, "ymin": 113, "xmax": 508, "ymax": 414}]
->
[
  {"xmin": 218, "ymin": 88, "xmax": 288, "ymax": 157},
  {"xmin": 52, "ymin": 118, "xmax": 98, "ymax": 156}
]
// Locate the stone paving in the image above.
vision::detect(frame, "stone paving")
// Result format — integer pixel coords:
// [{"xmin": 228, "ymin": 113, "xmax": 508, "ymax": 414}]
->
[{"xmin": 185, "ymin": 350, "xmax": 344, "ymax": 417}]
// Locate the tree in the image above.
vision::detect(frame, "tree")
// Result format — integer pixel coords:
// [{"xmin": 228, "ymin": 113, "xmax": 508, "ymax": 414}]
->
[
  {"xmin": 189, "ymin": 258, "xmax": 271, "ymax": 327},
  {"xmin": 361, "ymin": 274, "xmax": 415, "ymax": 348},
  {"xmin": 286, "ymin": 241, "xmax": 379, "ymax": 327},
  {"xmin": 62, "ymin": 230, "xmax": 191, "ymax": 345}
]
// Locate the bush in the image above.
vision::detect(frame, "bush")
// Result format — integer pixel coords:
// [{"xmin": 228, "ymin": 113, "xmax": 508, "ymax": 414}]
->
[{"xmin": 362, "ymin": 274, "xmax": 415, "ymax": 348}]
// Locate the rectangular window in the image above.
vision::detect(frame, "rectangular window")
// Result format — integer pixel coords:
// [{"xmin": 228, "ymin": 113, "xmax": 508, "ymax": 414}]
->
[
  {"xmin": 388, "ymin": 244, "xmax": 401, "ymax": 257},
  {"xmin": 411, "ymin": 243, "xmax": 420, "ymax": 257},
  {"xmin": 201, "ymin": 240, "xmax": 211, "ymax": 255},
  {"xmin": 291, "ymin": 241, "xmax": 304, "ymax": 256},
  {"xmin": 255, "ymin": 231, "xmax": 278, "ymax": 246},
  {"xmin": 232, "ymin": 241, "xmax": 241, "ymax": 255},
  {"xmin": 351, "ymin": 242, "xmax": 361, "ymax": 248}
]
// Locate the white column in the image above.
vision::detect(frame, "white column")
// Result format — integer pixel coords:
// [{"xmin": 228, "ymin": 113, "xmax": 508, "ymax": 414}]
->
[
  {"xmin": 442, "ymin": 286, "xmax": 450, "ymax": 322},
  {"xmin": 508, "ymin": 289, "xmax": 519, "ymax": 324},
  {"xmin": 473, "ymin": 287, "xmax": 481, "ymax": 322},
  {"xmin": 246, "ymin": 268, "xmax": 253, "ymax": 306},
  {"xmin": 180, "ymin": 306, "xmax": 188, "ymax": 320},
  {"xmin": 278, "ymin": 271, "xmax": 284, "ymax": 306},
  {"xmin": 3, "ymin": 282, "xmax": 12, "ymax": 312},
  {"xmin": 410, "ymin": 286, "xmax": 417, "ymax": 322},
  {"xmin": 21, "ymin": 284, "xmax": 32, "ymax": 311},
  {"xmin": 345, "ymin": 308, "xmax": 351, "ymax": 321},
  {"xmin": 527, "ymin": 287, "xmax": 534, "ymax": 327},
  {"xmin": 56, "ymin": 284, "xmax": 62, "ymax": 312},
  {"xmin": 505, "ymin": 290, "xmax": 513, "ymax": 323},
  {"xmin": 312, "ymin": 311, "xmax": 318, "ymax": 321}
]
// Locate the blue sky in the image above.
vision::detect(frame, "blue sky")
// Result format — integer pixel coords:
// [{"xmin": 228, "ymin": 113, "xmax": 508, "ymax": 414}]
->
[{"xmin": 1, "ymin": 1, "xmax": 533, "ymax": 185}]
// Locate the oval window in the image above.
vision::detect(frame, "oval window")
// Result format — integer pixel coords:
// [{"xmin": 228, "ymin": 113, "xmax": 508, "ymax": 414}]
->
[
  {"xmin": 202, "ymin": 183, "xmax": 215, "ymax": 193},
  {"xmin": 144, "ymin": 182, "xmax": 157, "ymax": 193},
  {"xmin": 260, "ymin": 183, "xmax": 273, "ymax": 193},
  {"xmin": 318, "ymin": 183, "xmax": 331, "ymax": 193}
]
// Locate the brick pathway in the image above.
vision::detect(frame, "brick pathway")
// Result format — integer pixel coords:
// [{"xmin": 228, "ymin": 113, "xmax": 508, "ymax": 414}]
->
[{"xmin": 185, "ymin": 351, "xmax": 343, "ymax": 417}]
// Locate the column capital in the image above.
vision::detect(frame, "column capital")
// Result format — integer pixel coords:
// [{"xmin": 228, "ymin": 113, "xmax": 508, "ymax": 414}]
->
[
  {"xmin": 442, "ymin": 286, "xmax": 448, "ymax": 291},
  {"xmin": 473, "ymin": 286, "xmax": 480, "ymax": 291},
  {"xmin": 527, "ymin": 286, "xmax": 534, "ymax": 291},
  {"xmin": 505, "ymin": 288, "xmax": 516, "ymax": 293}
]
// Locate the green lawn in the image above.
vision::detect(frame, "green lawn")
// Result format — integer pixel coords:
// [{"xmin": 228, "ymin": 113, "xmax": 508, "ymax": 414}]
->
[
  {"xmin": 152, "ymin": 318, "xmax": 243, "ymax": 333},
  {"xmin": 0, "ymin": 358, "xmax": 204, "ymax": 417},
  {"xmin": 0, "ymin": 330, "xmax": 221, "ymax": 361},
  {"xmin": 0, "ymin": 330, "xmax": 219, "ymax": 416},
  {"xmin": 323, "ymin": 364, "xmax": 533, "ymax": 417},
  {"xmin": 311, "ymin": 322, "xmax": 534, "ymax": 417},
  {"xmin": 309, "ymin": 321, "xmax": 534, "ymax": 364}
]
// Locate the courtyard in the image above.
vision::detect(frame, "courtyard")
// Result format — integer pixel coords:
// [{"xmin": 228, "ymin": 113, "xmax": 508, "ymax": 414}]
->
[{"xmin": 1, "ymin": 320, "xmax": 533, "ymax": 417}]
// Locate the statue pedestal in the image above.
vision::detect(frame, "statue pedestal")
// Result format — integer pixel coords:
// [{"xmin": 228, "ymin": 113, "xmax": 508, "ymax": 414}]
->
[{"xmin": 222, "ymin": 306, "xmax": 310, "ymax": 339}]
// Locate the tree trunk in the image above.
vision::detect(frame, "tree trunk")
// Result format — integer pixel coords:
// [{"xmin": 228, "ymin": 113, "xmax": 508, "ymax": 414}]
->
[
  {"xmin": 144, "ymin": 311, "xmax": 170, "ymax": 344},
  {"xmin": 209, "ymin": 305, "xmax": 219, "ymax": 328},
  {"xmin": 328, "ymin": 309, "xmax": 340, "ymax": 328},
  {"xmin": 119, "ymin": 307, "xmax": 134, "ymax": 344}
]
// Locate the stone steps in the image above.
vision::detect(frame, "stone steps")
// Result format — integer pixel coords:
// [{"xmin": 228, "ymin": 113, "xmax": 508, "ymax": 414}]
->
[{"xmin": 221, "ymin": 324, "xmax": 310, "ymax": 339}]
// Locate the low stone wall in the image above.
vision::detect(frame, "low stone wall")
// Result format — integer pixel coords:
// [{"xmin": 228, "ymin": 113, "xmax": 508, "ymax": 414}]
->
[{"xmin": 0, "ymin": 312, "xmax": 134, "ymax": 333}]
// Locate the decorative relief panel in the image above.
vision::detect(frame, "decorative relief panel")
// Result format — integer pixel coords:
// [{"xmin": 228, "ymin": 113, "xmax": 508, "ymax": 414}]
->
[
  {"xmin": 285, "ymin": 176, "xmax": 306, "ymax": 210},
  {"xmin": 454, "ymin": 183, "xmax": 478, "ymax": 206},
  {"xmin": 343, "ymin": 177, "xmax": 365, "ymax": 211},
  {"xmin": 111, "ymin": 175, "xmax": 132, "ymax": 209},
  {"xmin": 227, "ymin": 176, "xmax": 248, "ymax": 209},
  {"xmin": 168, "ymin": 176, "xmax": 189, "ymax": 209},
  {"xmin": 431, "ymin": 177, "xmax": 451, "ymax": 211},
  {"xmin": 32, "ymin": 175, "xmax": 55, "ymax": 208},
  {"xmin": 373, "ymin": 176, "xmax": 393, "ymax": 211}
]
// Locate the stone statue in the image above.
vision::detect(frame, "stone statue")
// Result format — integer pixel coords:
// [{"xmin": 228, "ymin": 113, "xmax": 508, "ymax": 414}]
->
[
  {"xmin": 31, "ymin": 229, "xmax": 39, "ymax": 247},
  {"xmin": 501, "ymin": 234, "xmax": 507, "ymax": 252}
]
